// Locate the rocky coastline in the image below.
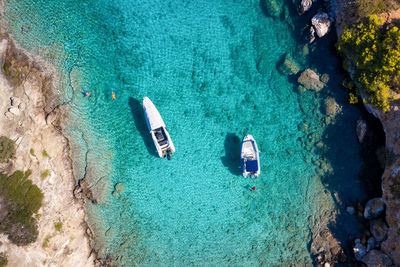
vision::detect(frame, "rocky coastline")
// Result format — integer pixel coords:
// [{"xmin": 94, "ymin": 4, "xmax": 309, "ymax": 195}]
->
[
  {"xmin": 0, "ymin": 20, "xmax": 100, "ymax": 266},
  {"xmin": 287, "ymin": 0, "xmax": 400, "ymax": 265},
  {"xmin": 334, "ymin": 0, "xmax": 400, "ymax": 265}
]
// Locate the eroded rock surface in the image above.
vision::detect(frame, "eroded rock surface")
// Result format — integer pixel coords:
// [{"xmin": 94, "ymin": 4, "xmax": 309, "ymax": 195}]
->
[
  {"xmin": 312, "ymin": 12, "xmax": 331, "ymax": 38},
  {"xmin": 356, "ymin": 119, "xmax": 367, "ymax": 143},
  {"xmin": 362, "ymin": 249, "xmax": 392, "ymax": 267},
  {"xmin": 297, "ymin": 69, "xmax": 325, "ymax": 91},
  {"xmin": 364, "ymin": 198, "xmax": 385, "ymax": 220},
  {"xmin": 370, "ymin": 219, "xmax": 388, "ymax": 242}
]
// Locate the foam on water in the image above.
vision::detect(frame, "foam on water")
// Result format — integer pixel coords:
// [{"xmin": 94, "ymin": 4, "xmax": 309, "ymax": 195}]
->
[{"xmin": 4, "ymin": 0, "xmax": 367, "ymax": 265}]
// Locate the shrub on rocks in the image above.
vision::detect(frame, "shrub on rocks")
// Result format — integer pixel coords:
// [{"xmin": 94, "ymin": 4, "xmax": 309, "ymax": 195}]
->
[
  {"xmin": 0, "ymin": 136, "xmax": 15, "ymax": 163},
  {"xmin": 0, "ymin": 253, "xmax": 7, "ymax": 267},
  {"xmin": 0, "ymin": 170, "xmax": 43, "ymax": 245},
  {"xmin": 338, "ymin": 15, "xmax": 400, "ymax": 112}
]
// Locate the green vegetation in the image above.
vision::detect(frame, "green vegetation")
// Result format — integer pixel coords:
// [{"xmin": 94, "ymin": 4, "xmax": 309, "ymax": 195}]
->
[
  {"xmin": 0, "ymin": 254, "xmax": 7, "ymax": 267},
  {"xmin": 40, "ymin": 169, "xmax": 50, "ymax": 179},
  {"xmin": 338, "ymin": 15, "xmax": 400, "ymax": 111},
  {"xmin": 0, "ymin": 170, "xmax": 44, "ymax": 245},
  {"xmin": 42, "ymin": 150, "xmax": 48, "ymax": 157},
  {"xmin": 30, "ymin": 148, "xmax": 35, "ymax": 156},
  {"xmin": 0, "ymin": 136, "xmax": 15, "ymax": 163},
  {"xmin": 42, "ymin": 235, "xmax": 51, "ymax": 248},
  {"xmin": 54, "ymin": 222, "xmax": 62, "ymax": 232}
]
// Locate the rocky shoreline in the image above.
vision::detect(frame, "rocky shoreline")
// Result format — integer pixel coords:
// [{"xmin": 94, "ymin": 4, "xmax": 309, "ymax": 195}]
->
[
  {"xmin": 0, "ymin": 20, "xmax": 99, "ymax": 266},
  {"xmin": 334, "ymin": 0, "xmax": 400, "ymax": 265},
  {"xmin": 286, "ymin": 0, "xmax": 400, "ymax": 265}
]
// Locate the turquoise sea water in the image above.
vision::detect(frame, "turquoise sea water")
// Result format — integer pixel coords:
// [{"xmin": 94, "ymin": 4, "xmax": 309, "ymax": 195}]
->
[{"xmin": 4, "ymin": 0, "xmax": 369, "ymax": 265}]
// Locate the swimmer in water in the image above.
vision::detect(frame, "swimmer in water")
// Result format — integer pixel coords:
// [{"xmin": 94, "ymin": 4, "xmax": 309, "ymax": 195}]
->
[{"xmin": 81, "ymin": 89, "xmax": 92, "ymax": 98}]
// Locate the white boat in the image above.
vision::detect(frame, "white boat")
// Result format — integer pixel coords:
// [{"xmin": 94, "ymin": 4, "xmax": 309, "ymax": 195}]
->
[
  {"xmin": 241, "ymin": 134, "xmax": 260, "ymax": 178},
  {"xmin": 143, "ymin": 97, "xmax": 175, "ymax": 160}
]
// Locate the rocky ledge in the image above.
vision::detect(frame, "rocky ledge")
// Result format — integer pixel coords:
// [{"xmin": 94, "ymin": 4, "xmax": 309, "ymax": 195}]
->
[{"xmin": 0, "ymin": 27, "xmax": 95, "ymax": 265}]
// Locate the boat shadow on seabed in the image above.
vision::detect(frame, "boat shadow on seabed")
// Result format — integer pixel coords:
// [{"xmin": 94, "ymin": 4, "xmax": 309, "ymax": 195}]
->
[
  {"xmin": 221, "ymin": 133, "xmax": 242, "ymax": 176},
  {"xmin": 128, "ymin": 97, "xmax": 159, "ymax": 157}
]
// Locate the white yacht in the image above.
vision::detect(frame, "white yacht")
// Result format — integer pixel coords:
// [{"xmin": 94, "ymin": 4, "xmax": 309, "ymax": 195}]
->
[
  {"xmin": 143, "ymin": 97, "xmax": 175, "ymax": 160},
  {"xmin": 241, "ymin": 134, "xmax": 260, "ymax": 178}
]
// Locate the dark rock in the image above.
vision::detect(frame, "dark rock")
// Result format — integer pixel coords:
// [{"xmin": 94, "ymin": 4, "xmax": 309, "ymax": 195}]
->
[
  {"xmin": 356, "ymin": 119, "xmax": 367, "ymax": 143},
  {"xmin": 362, "ymin": 250, "xmax": 392, "ymax": 266},
  {"xmin": 354, "ymin": 239, "xmax": 367, "ymax": 261},
  {"xmin": 367, "ymin": 237, "xmax": 375, "ymax": 251},
  {"xmin": 346, "ymin": 206, "xmax": 355, "ymax": 215},
  {"xmin": 309, "ymin": 26, "xmax": 316, "ymax": 43},
  {"xmin": 370, "ymin": 219, "xmax": 388, "ymax": 242},
  {"xmin": 364, "ymin": 198, "xmax": 385, "ymax": 219}
]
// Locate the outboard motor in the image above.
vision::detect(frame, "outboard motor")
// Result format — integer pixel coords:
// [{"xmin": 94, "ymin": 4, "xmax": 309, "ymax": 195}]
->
[{"xmin": 166, "ymin": 150, "xmax": 172, "ymax": 160}]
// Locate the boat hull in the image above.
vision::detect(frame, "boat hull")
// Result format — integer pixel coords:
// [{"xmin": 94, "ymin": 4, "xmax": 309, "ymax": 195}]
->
[
  {"xmin": 143, "ymin": 97, "xmax": 175, "ymax": 158},
  {"xmin": 240, "ymin": 134, "xmax": 260, "ymax": 178}
]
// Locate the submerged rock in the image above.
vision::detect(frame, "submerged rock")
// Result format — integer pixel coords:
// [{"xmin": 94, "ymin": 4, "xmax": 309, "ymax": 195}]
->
[
  {"xmin": 279, "ymin": 53, "xmax": 301, "ymax": 75},
  {"xmin": 325, "ymin": 97, "xmax": 342, "ymax": 117},
  {"xmin": 321, "ymin": 73, "xmax": 330, "ymax": 84},
  {"xmin": 298, "ymin": 0, "xmax": 312, "ymax": 15},
  {"xmin": 262, "ymin": 0, "xmax": 283, "ymax": 18},
  {"xmin": 311, "ymin": 12, "xmax": 331, "ymax": 38},
  {"xmin": 370, "ymin": 219, "xmax": 388, "ymax": 242},
  {"xmin": 354, "ymin": 239, "xmax": 367, "ymax": 261},
  {"xmin": 362, "ymin": 250, "xmax": 392, "ymax": 266},
  {"xmin": 297, "ymin": 69, "xmax": 324, "ymax": 91},
  {"xmin": 115, "ymin": 182, "xmax": 124, "ymax": 192},
  {"xmin": 356, "ymin": 119, "xmax": 367, "ymax": 143},
  {"xmin": 346, "ymin": 206, "xmax": 355, "ymax": 215},
  {"xmin": 364, "ymin": 198, "xmax": 385, "ymax": 219}
]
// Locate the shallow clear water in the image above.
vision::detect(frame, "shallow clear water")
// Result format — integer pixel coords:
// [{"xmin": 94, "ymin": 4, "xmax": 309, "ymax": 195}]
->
[{"xmin": 4, "ymin": 0, "xmax": 367, "ymax": 265}]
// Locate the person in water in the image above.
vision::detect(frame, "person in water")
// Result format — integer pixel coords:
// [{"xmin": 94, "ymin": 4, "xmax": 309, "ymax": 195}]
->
[
  {"xmin": 250, "ymin": 186, "xmax": 256, "ymax": 191},
  {"xmin": 81, "ymin": 89, "xmax": 92, "ymax": 97},
  {"xmin": 112, "ymin": 89, "xmax": 116, "ymax": 100}
]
